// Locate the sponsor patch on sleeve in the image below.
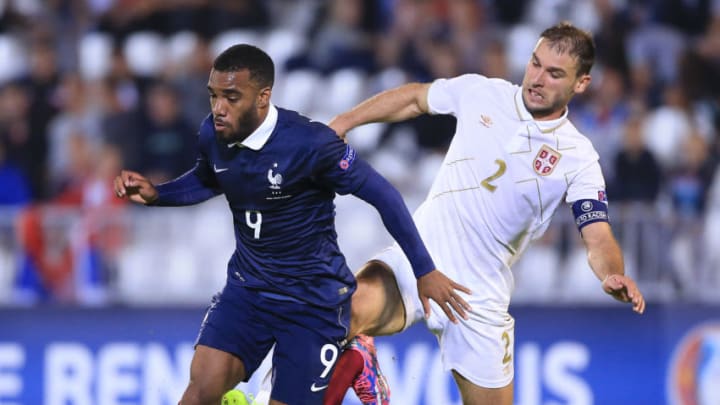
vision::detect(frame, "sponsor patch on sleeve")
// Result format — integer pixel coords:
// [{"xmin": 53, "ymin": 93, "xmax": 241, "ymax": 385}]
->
[
  {"xmin": 338, "ymin": 144, "xmax": 356, "ymax": 170},
  {"xmin": 571, "ymin": 199, "xmax": 609, "ymax": 230}
]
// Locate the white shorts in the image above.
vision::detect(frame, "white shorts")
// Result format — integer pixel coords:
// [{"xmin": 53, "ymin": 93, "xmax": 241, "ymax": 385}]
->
[{"xmin": 372, "ymin": 244, "xmax": 515, "ymax": 388}]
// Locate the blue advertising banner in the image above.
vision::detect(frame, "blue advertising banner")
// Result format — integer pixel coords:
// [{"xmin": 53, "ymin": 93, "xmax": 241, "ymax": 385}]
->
[{"xmin": 0, "ymin": 305, "xmax": 717, "ymax": 405}]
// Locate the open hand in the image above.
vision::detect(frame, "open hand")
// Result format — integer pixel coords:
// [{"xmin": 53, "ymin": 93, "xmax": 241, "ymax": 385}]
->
[
  {"xmin": 602, "ymin": 274, "xmax": 646, "ymax": 314},
  {"xmin": 417, "ymin": 270, "xmax": 472, "ymax": 324}
]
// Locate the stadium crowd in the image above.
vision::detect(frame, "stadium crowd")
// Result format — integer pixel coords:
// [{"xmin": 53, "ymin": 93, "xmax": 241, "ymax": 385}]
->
[{"xmin": 1, "ymin": 0, "xmax": 719, "ymax": 305}]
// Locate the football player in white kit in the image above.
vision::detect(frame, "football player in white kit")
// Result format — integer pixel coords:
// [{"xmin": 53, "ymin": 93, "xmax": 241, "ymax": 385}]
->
[{"xmin": 329, "ymin": 22, "xmax": 646, "ymax": 405}]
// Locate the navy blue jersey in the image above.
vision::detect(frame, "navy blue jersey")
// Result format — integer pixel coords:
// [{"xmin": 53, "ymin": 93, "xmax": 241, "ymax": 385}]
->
[
  {"xmin": 153, "ymin": 106, "xmax": 436, "ymax": 308},
  {"xmin": 173, "ymin": 108, "xmax": 366, "ymax": 307}
]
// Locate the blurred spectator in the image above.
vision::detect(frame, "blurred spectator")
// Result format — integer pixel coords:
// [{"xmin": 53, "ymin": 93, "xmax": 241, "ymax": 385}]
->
[
  {"xmin": 19, "ymin": 38, "xmax": 61, "ymax": 136},
  {"xmin": 681, "ymin": 15, "xmax": 720, "ymax": 102},
  {"xmin": 287, "ymin": 0, "xmax": 379, "ymax": 74},
  {"xmin": 0, "ymin": 0, "xmax": 40, "ymax": 33},
  {"xmin": 0, "ymin": 82, "xmax": 48, "ymax": 201},
  {"xmin": 97, "ymin": 0, "xmax": 270, "ymax": 42},
  {"xmin": 668, "ymin": 131, "xmax": 717, "ymax": 293},
  {"xmin": 197, "ymin": 0, "xmax": 271, "ymax": 39},
  {"xmin": 643, "ymin": 83, "xmax": 714, "ymax": 170},
  {"xmin": 15, "ymin": 141, "xmax": 126, "ymax": 304},
  {"xmin": 593, "ymin": 0, "xmax": 633, "ymax": 74},
  {"xmin": 652, "ymin": 0, "xmax": 715, "ymax": 36},
  {"xmin": 445, "ymin": 0, "xmax": 502, "ymax": 74},
  {"xmin": 139, "ymin": 81, "xmax": 196, "ymax": 183},
  {"xmin": 0, "ymin": 141, "xmax": 31, "ymax": 206},
  {"xmin": 626, "ymin": 12, "xmax": 686, "ymax": 105},
  {"xmin": 169, "ymin": 36, "xmax": 214, "ymax": 125},
  {"xmin": 610, "ymin": 114, "xmax": 663, "ymax": 204},
  {"xmin": 46, "ymin": 72, "xmax": 103, "ymax": 195},
  {"xmin": 669, "ymin": 131, "xmax": 716, "ymax": 221},
  {"xmin": 374, "ymin": 0, "xmax": 445, "ymax": 82},
  {"xmin": 571, "ymin": 67, "xmax": 632, "ymax": 179}
]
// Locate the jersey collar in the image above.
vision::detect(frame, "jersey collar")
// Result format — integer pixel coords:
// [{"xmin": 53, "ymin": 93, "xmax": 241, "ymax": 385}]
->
[
  {"xmin": 514, "ymin": 88, "xmax": 568, "ymax": 133},
  {"xmin": 228, "ymin": 104, "xmax": 278, "ymax": 150}
]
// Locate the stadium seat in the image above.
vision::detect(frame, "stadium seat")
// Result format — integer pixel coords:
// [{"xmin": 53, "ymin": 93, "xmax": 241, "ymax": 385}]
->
[
  {"xmin": 0, "ymin": 34, "xmax": 26, "ymax": 83},
  {"xmin": 273, "ymin": 69, "xmax": 321, "ymax": 116},
  {"xmin": 320, "ymin": 68, "xmax": 367, "ymax": 117},
  {"xmin": 345, "ymin": 122, "xmax": 386, "ymax": 154},
  {"xmin": 210, "ymin": 29, "xmax": 263, "ymax": 59},
  {"xmin": 265, "ymin": 28, "xmax": 307, "ymax": 74},
  {"xmin": 166, "ymin": 31, "xmax": 200, "ymax": 74},
  {"xmin": 77, "ymin": 32, "xmax": 113, "ymax": 81},
  {"xmin": 123, "ymin": 31, "xmax": 167, "ymax": 77}
]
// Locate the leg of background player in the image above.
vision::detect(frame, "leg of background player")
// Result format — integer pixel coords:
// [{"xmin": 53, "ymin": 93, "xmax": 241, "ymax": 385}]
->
[{"xmin": 349, "ymin": 260, "xmax": 406, "ymax": 338}]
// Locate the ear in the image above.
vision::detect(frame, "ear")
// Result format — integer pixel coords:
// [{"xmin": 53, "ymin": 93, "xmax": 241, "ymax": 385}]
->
[
  {"xmin": 574, "ymin": 74, "xmax": 591, "ymax": 94},
  {"xmin": 257, "ymin": 87, "xmax": 272, "ymax": 108}
]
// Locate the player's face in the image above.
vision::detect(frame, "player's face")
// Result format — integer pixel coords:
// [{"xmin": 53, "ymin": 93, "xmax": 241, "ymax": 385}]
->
[
  {"xmin": 521, "ymin": 38, "xmax": 591, "ymax": 121},
  {"xmin": 207, "ymin": 68, "xmax": 271, "ymax": 143}
]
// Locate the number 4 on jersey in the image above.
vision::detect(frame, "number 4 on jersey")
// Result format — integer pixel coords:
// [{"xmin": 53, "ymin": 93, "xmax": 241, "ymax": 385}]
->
[{"xmin": 245, "ymin": 210, "xmax": 262, "ymax": 239}]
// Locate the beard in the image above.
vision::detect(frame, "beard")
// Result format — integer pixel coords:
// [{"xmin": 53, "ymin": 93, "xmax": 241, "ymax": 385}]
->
[{"xmin": 217, "ymin": 105, "xmax": 261, "ymax": 144}]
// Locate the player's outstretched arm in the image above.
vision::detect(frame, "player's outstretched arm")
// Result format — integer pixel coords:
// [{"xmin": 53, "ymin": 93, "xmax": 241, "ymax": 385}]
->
[
  {"xmin": 329, "ymin": 83, "xmax": 431, "ymax": 138},
  {"xmin": 114, "ymin": 170, "xmax": 158, "ymax": 205},
  {"xmin": 580, "ymin": 221, "xmax": 646, "ymax": 314}
]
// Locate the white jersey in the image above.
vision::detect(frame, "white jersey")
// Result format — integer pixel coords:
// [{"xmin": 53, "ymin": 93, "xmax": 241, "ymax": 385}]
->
[{"xmin": 415, "ymin": 74, "xmax": 605, "ymax": 314}]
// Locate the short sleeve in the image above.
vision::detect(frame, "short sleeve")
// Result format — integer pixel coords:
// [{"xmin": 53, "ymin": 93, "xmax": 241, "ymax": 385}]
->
[
  {"xmin": 565, "ymin": 159, "xmax": 608, "ymax": 204},
  {"xmin": 427, "ymin": 74, "xmax": 489, "ymax": 115}
]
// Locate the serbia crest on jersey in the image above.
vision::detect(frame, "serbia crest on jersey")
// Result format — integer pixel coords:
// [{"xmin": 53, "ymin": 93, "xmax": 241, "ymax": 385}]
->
[{"xmin": 533, "ymin": 144, "xmax": 561, "ymax": 176}]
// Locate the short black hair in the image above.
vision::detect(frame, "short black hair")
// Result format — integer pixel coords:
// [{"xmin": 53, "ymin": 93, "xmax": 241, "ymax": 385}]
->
[
  {"xmin": 213, "ymin": 44, "xmax": 275, "ymax": 89},
  {"xmin": 540, "ymin": 22, "xmax": 595, "ymax": 77}
]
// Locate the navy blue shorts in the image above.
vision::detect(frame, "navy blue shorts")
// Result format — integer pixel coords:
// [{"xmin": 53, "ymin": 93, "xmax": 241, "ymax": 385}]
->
[{"xmin": 195, "ymin": 279, "xmax": 350, "ymax": 404}]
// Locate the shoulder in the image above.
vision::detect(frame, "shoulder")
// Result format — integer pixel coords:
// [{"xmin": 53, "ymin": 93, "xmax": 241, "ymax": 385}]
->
[
  {"xmin": 432, "ymin": 74, "xmax": 514, "ymax": 92},
  {"xmin": 429, "ymin": 74, "xmax": 516, "ymax": 107},
  {"xmin": 558, "ymin": 119, "xmax": 600, "ymax": 160},
  {"xmin": 276, "ymin": 107, "xmax": 337, "ymax": 146}
]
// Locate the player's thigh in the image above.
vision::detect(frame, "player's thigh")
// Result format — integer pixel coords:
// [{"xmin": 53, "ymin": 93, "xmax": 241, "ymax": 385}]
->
[
  {"xmin": 361, "ymin": 244, "xmax": 426, "ymax": 332},
  {"xmin": 352, "ymin": 259, "xmax": 406, "ymax": 336},
  {"xmin": 435, "ymin": 310, "xmax": 515, "ymax": 390},
  {"xmin": 193, "ymin": 283, "xmax": 275, "ymax": 388},
  {"xmin": 452, "ymin": 370, "xmax": 513, "ymax": 405},
  {"xmin": 271, "ymin": 298, "xmax": 351, "ymax": 404}
]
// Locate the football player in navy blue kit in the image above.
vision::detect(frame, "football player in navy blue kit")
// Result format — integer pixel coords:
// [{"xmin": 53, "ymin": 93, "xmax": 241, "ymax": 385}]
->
[{"xmin": 113, "ymin": 44, "xmax": 471, "ymax": 405}]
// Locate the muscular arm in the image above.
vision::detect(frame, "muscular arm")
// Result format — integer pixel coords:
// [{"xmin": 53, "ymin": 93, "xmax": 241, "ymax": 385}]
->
[
  {"xmin": 330, "ymin": 83, "xmax": 431, "ymax": 136},
  {"xmin": 580, "ymin": 222, "xmax": 645, "ymax": 313},
  {"xmin": 580, "ymin": 221, "xmax": 623, "ymax": 281}
]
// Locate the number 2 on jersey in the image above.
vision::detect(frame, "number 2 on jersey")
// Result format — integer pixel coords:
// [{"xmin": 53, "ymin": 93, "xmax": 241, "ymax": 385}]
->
[
  {"xmin": 245, "ymin": 210, "xmax": 262, "ymax": 239},
  {"xmin": 481, "ymin": 159, "xmax": 507, "ymax": 192}
]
